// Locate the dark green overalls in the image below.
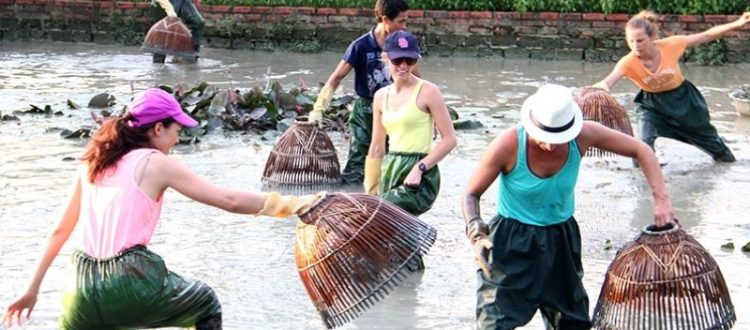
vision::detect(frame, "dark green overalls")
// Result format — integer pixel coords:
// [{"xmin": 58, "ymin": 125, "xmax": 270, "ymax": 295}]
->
[{"xmin": 635, "ymin": 80, "xmax": 735, "ymax": 162}]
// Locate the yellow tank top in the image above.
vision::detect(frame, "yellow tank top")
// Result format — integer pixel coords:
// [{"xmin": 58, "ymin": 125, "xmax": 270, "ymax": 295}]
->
[
  {"xmin": 615, "ymin": 36, "xmax": 688, "ymax": 93},
  {"xmin": 381, "ymin": 80, "xmax": 434, "ymax": 153}
]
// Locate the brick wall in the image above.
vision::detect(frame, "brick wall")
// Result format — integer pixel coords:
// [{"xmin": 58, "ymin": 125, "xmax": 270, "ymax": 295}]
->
[{"xmin": 1, "ymin": 0, "xmax": 749, "ymax": 62}]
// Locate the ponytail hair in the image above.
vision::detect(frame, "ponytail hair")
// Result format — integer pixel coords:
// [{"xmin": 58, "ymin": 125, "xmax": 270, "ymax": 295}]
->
[
  {"xmin": 81, "ymin": 113, "xmax": 174, "ymax": 183},
  {"xmin": 627, "ymin": 10, "xmax": 660, "ymax": 38}
]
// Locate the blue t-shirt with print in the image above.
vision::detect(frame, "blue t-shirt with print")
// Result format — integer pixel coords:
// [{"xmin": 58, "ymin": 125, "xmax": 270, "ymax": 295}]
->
[{"xmin": 343, "ymin": 29, "xmax": 391, "ymax": 99}]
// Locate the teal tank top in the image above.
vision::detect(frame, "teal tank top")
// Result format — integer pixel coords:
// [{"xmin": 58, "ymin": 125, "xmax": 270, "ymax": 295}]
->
[{"xmin": 497, "ymin": 125, "xmax": 581, "ymax": 226}]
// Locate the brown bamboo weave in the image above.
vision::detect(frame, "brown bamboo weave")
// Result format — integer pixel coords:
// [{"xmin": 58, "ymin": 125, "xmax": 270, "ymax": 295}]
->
[
  {"xmin": 262, "ymin": 119, "xmax": 342, "ymax": 190},
  {"xmin": 141, "ymin": 17, "xmax": 197, "ymax": 58},
  {"xmin": 574, "ymin": 87, "xmax": 634, "ymax": 157},
  {"xmin": 296, "ymin": 193, "xmax": 437, "ymax": 329},
  {"xmin": 592, "ymin": 223, "xmax": 735, "ymax": 330}
]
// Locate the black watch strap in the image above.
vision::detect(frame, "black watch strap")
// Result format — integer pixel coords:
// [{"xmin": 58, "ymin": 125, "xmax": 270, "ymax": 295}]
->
[{"xmin": 418, "ymin": 161, "xmax": 427, "ymax": 172}]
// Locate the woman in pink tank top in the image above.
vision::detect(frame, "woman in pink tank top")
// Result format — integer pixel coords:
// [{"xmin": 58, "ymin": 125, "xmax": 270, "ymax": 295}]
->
[{"xmin": 4, "ymin": 88, "xmax": 322, "ymax": 330}]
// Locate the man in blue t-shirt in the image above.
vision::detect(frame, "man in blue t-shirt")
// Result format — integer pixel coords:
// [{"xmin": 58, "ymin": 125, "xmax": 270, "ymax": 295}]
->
[{"xmin": 309, "ymin": 0, "xmax": 410, "ymax": 184}]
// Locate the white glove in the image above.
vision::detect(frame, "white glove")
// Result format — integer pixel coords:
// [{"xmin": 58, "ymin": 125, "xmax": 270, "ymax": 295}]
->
[
  {"xmin": 155, "ymin": 0, "xmax": 177, "ymax": 17},
  {"xmin": 309, "ymin": 85, "xmax": 335, "ymax": 126}
]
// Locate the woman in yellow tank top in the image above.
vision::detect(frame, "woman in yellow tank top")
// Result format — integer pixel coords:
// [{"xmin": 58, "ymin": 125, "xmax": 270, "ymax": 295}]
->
[
  {"xmin": 594, "ymin": 10, "xmax": 749, "ymax": 164},
  {"xmin": 363, "ymin": 30, "xmax": 457, "ymax": 220}
]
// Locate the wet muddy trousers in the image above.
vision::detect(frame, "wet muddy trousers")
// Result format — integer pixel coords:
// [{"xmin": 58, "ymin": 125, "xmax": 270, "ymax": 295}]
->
[
  {"xmin": 380, "ymin": 152, "xmax": 440, "ymax": 271},
  {"xmin": 379, "ymin": 152, "xmax": 440, "ymax": 217},
  {"xmin": 635, "ymin": 80, "xmax": 735, "ymax": 162},
  {"xmin": 342, "ymin": 98, "xmax": 373, "ymax": 184},
  {"xmin": 476, "ymin": 216, "xmax": 591, "ymax": 330},
  {"xmin": 60, "ymin": 246, "xmax": 222, "ymax": 330}
]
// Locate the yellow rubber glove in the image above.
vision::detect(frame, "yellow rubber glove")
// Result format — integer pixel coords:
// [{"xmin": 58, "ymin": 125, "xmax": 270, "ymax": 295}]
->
[
  {"xmin": 591, "ymin": 81, "xmax": 610, "ymax": 92},
  {"xmin": 254, "ymin": 192, "xmax": 325, "ymax": 218},
  {"xmin": 155, "ymin": 0, "xmax": 177, "ymax": 17},
  {"xmin": 364, "ymin": 157, "xmax": 382, "ymax": 195},
  {"xmin": 309, "ymin": 85, "xmax": 335, "ymax": 125}
]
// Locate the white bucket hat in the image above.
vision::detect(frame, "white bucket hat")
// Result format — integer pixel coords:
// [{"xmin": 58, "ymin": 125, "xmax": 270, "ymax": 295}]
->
[{"xmin": 520, "ymin": 84, "xmax": 583, "ymax": 144}]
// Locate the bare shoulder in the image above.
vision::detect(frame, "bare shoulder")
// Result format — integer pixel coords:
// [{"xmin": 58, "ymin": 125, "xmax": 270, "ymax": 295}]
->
[
  {"xmin": 143, "ymin": 151, "xmax": 181, "ymax": 175},
  {"xmin": 417, "ymin": 80, "xmax": 445, "ymax": 111},
  {"xmin": 490, "ymin": 126, "xmax": 518, "ymax": 156},
  {"xmin": 373, "ymin": 85, "xmax": 389, "ymax": 100},
  {"xmin": 419, "ymin": 80, "xmax": 442, "ymax": 95}
]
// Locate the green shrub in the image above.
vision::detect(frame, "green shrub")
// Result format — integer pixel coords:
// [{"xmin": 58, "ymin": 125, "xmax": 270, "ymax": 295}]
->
[{"xmin": 683, "ymin": 39, "xmax": 728, "ymax": 65}]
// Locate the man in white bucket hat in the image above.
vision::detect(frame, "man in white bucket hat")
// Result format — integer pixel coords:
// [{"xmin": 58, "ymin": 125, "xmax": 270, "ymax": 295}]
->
[{"xmin": 460, "ymin": 84, "xmax": 675, "ymax": 329}]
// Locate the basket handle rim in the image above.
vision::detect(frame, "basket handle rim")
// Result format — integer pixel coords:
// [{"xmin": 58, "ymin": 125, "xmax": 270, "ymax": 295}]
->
[{"xmin": 641, "ymin": 220, "xmax": 680, "ymax": 235}]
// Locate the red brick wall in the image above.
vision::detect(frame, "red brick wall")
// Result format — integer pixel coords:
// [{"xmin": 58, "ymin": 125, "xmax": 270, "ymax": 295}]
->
[{"xmin": 1, "ymin": 0, "xmax": 748, "ymax": 62}]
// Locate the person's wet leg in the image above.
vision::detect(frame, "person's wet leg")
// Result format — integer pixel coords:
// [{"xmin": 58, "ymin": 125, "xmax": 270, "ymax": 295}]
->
[
  {"xmin": 194, "ymin": 312, "xmax": 222, "ymax": 330},
  {"xmin": 634, "ymin": 116, "xmax": 658, "ymax": 168},
  {"xmin": 342, "ymin": 99, "xmax": 373, "ymax": 183},
  {"xmin": 153, "ymin": 54, "xmax": 166, "ymax": 63},
  {"xmin": 673, "ymin": 125, "xmax": 736, "ymax": 163}
]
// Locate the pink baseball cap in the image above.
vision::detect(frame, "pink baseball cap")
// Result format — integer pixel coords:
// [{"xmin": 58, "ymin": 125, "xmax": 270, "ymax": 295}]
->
[{"xmin": 128, "ymin": 88, "xmax": 198, "ymax": 128}]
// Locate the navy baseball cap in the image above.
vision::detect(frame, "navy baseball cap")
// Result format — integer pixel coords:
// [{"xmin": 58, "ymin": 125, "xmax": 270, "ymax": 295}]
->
[{"xmin": 384, "ymin": 31, "xmax": 421, "ymax": 60}]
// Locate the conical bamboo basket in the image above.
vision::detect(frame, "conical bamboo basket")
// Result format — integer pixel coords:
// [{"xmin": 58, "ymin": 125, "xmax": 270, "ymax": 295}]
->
[
  {"xmin": 141, "ymin": 16, "xmax": 196, "ymax": 58},
  {"xmin": 574, "ymin": 87, "xmax": 634, "ymax": 157},
  {"xmin": 262, "ymin": 118, "xmax": 342, "ymax": 191},
  {"xmin": 592, "ymin": 222, "xmax": 735, "ymax": 330},
  {"xmin": 295, "ymin": 193, "xmax": 437, "ymax": 329}
]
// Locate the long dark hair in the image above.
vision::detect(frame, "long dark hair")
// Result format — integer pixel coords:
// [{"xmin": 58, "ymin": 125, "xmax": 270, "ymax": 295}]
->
[{"xmin": 81, "ymin": 113, "xmax": 175, "ymax": 183}]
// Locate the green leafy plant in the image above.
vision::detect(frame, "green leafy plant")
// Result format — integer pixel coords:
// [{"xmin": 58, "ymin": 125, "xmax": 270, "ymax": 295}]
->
[
  {"xmin": 111, "ymin": 14, "xmax": 145, "ymax": 46},
  {"xmin": 683, "ymin": 39, "xmax": 728, "ymax": 65}
]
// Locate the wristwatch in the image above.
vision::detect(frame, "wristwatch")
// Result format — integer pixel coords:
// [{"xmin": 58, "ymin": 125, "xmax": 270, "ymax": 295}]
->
[{"xmin": 417, "ymin": 161, "xmax": 427, "ymax": 172}]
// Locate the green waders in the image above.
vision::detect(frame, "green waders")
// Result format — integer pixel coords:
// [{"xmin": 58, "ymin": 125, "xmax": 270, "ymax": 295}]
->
[
  {"xmin": 635, "ymin": 80, "xmax": 735, "ymax": 162},
  {"xmin": 342, "ymin": 98, "xmax": 373, "ymax": 184},
  {"xmin": 476, "ymin": 216, "xmax": 591, "ymax": 330},
  {"xmin": 60, "ymin": 246, "xmax": 222, "ymax": 330},
  {"xmin": 380, "ymin": 152, "xmax": 440, "ymax": 217},
  {"xmin": 380, "ymin": 152, "xmax": 441, "ymax": 271},
  {"xmin": 147, "ymin": 0, "xmax": 205, "ymax": 62}
]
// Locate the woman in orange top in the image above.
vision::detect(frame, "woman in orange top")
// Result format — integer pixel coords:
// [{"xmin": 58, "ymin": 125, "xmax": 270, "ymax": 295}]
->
[{"xmin": 595, "ymin": 10, "xmax": 750, "ymax": 163}]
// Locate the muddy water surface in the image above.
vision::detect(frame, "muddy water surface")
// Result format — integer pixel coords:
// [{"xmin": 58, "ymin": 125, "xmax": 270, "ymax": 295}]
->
[{"xmin": 1, "ymin": 42, "xmax": 749, "ymax": 329}]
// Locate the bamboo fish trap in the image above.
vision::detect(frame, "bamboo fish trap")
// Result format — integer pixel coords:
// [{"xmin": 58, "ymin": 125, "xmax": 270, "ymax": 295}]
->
[
  {"xmin": 141, "ymin": 17, "xmax": 197, "ymax": 58},
  {"xmin": 295, "ymin": 193, "xmax": 437, "ymax": 329},
  {"xmin": 262, "ymin": 119, "xmax": 342, "ymax": 191},
  {"xmin": 574, "ymin": 87, "xmax": 634, "ymax": 157},
  {"xmin": 592, "ymin": 222, "xmax": 735, "ymax": 330}
]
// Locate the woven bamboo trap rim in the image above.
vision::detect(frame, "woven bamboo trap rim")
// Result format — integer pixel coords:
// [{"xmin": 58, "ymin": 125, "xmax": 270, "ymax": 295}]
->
[
  {"xmin": 574, "ymin": 87, "xmax": 634, "ymax": 158},
  {"xmin": 592, "ymin": 222, "xmax": 735, "ymax": 330},
  {"xmin": 262, "ymin": 118, "xmax": 342, "ymax": 188},
  {"xmin": 141, "ymin": 16, "xmax": 197, "ymax": 58},
  {"xmin": 295, "ymin": 193, "xmax": 436, "ymax": 328}
]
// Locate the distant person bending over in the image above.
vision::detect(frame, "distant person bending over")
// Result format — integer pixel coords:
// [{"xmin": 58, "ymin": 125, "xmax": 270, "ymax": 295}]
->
[
  {"xmin": 594, "ymin": 10, "xmax": 750, "ymax": 163},
  {"xmin": 149, "ymin": 0, "xmax": 205, "ymax": 63},
  {"xmin": 308, "ymin": 0, "xmax": 417, "ymax": 184},
  {"xmin": 462, "ymin": 84, "xmax": 674, "ymax": 329},
  {"xmin": 3, "ymin": 88, "xmax": 320, "ymax": 330}
]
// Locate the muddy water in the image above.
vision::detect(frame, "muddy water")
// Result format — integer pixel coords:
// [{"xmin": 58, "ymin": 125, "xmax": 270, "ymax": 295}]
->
[{"xmin": 1, "ymin": 41, "xmax": 749, "ymax": 330}]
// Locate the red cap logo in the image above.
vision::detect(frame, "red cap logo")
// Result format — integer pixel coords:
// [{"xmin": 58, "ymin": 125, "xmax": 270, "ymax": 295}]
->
[{"xmin": 398, "ymin": 37, "xmax": 409, "ymax": 49}]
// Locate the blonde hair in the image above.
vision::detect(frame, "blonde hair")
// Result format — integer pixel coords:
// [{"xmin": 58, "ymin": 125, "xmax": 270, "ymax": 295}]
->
[{"xmin": 627, "ymin": 10, "xmax": 660, "ymax": 38}]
